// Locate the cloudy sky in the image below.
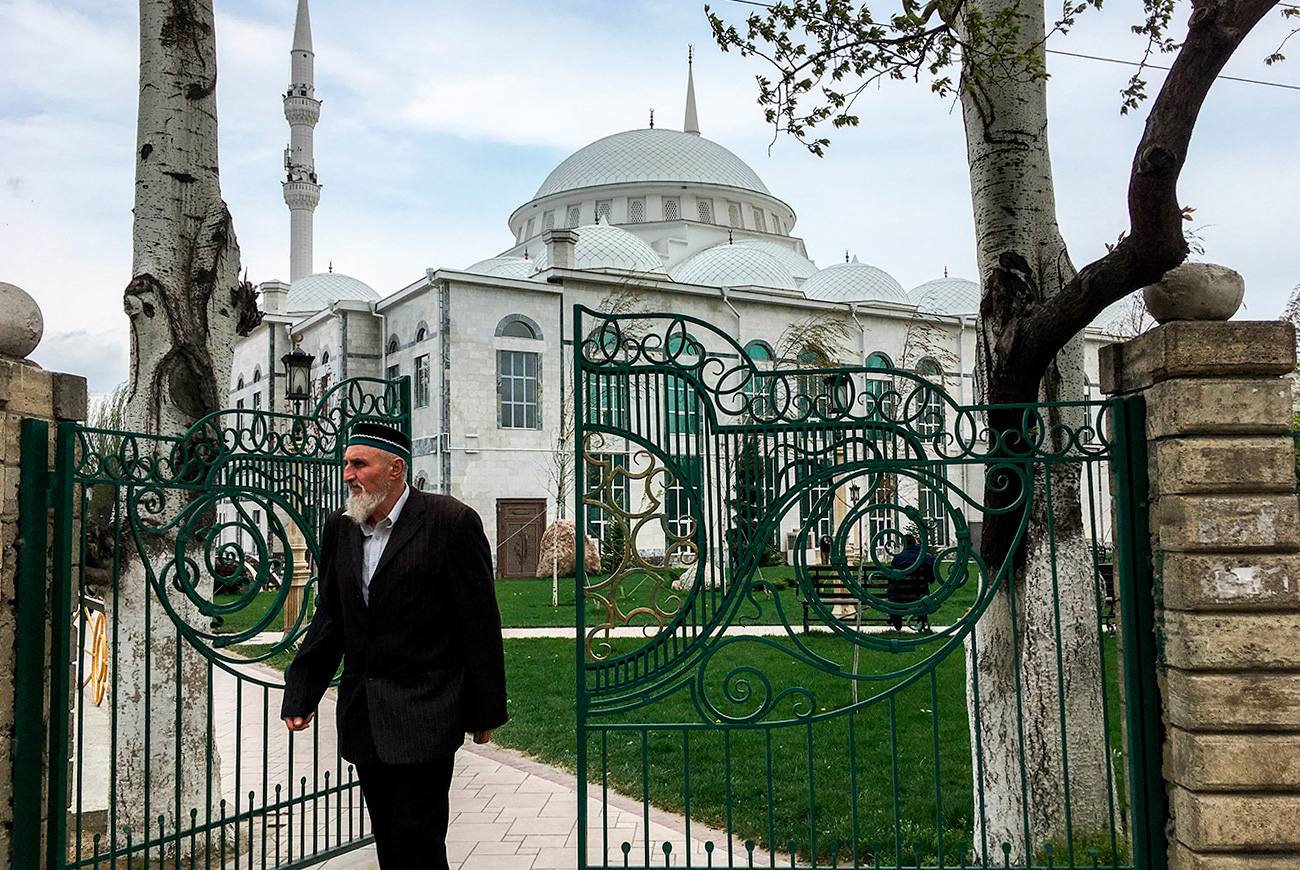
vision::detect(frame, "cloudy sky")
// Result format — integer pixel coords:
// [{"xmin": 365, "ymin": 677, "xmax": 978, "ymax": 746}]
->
[{"xmin": 3, "ymin": 0, "xmax": 1297, "ymax": 395}]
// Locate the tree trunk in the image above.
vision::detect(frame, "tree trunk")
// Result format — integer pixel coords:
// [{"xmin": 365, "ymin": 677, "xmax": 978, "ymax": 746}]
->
[
  {"xmin": 956, "ymin": 0, "xmax": 1109, "ymax": 859},
  {"xmin": 112, "ymin": 0, "xmax": 253, "ymax": 855}
]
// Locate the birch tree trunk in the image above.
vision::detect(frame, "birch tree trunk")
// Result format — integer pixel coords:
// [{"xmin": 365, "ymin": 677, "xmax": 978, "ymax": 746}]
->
[
  {"xmin": 956, "ymin": 0, "xmax": 1109, "ymax": 859},
  {"xmin": 112, "ymin": 0, "xmax": 255, "ymax": 856}
]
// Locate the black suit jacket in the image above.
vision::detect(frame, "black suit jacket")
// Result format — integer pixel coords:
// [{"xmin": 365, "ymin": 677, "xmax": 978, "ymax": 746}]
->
[{"xmin": 281, "ymin": 490, "xmax": 508, "ymax": 763}]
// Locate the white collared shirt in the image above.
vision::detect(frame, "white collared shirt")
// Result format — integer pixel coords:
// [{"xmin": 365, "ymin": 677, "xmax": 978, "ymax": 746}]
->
[{"xmin": 359, "ymin": 482, "xmax": 410, "ymax": 605}]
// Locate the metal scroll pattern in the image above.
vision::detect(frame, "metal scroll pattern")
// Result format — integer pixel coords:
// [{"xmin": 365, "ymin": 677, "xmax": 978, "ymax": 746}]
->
[{"xmin": 575, "ymin": 308, "xmax": 1112, "ymax": 721}]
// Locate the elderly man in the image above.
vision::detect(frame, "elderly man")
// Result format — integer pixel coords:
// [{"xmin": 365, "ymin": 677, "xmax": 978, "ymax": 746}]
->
[{"xmin": 281, "ymin": 420, "xmax": 507, "ymax": 869}]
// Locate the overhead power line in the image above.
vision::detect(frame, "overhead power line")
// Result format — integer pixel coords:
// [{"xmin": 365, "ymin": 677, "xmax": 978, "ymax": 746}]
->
[{"xmin": 717, "ymin": 0, "xmax": 1299, "ymax": 92}]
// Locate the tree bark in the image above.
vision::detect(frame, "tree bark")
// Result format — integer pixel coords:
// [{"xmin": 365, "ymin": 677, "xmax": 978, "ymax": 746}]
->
[
  {"xmin": 112, "ymin": 0, "xmax": 256, "ymax": 855},
  {"xmin": 955, "ymin": 0, "xmax": 1109, "ymax": 858}
]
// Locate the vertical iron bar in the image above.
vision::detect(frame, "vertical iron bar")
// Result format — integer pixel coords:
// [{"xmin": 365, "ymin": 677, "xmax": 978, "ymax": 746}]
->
[
  {"xmin": 14, "ymin": 418, "xmax": 51, "ymax": 870},
  {"xmin": 1110, "ymin": 395, "xmax": 1167, "ymax": 870},
  {"xmin": 575, "ymin": 304, "xmax": 589, "ymax": 870},
  {"xmin": 49, "ymin": 423, "xmax": 76, "ymax": 870}
]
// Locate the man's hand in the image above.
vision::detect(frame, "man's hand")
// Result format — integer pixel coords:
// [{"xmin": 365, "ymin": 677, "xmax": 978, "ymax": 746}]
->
[
  {"xmin": 472, "ymin": 729, "xmax": 495, "ymax": 745},
  {"xmin": 283, "ymin": 714, "xmax": 314, "ymax": 732}
]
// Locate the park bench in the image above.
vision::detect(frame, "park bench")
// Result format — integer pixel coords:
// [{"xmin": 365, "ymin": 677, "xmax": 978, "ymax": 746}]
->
[
  {"xmin": 798, "ymin": 564, "xmax": 894, "ymax": 632},
  {"xmin": 1097, "ymin": 561, "xmax": 1117, "ymax": 624}
]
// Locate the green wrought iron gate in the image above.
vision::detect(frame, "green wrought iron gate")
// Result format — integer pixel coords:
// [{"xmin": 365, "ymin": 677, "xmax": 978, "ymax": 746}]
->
[
  {"xmin": 14, "ymin": 377, "xmax": 409, "ymax": 870},
  {"xmin": 573, "ymin": 308, "xmax": 1163, "ymax": 870}
]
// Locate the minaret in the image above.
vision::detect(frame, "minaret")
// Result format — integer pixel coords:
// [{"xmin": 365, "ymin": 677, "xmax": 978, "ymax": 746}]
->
[
  {"xmin": 683, "ymin": 46, "xmax": 700, "ymax": 135},
  {"xmin": 283, "ymin": 0, "xmax": 321, "ymax": 283}
]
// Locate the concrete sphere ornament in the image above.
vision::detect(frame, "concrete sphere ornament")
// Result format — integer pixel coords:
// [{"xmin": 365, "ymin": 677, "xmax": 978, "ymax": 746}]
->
[
  {"xmin": 1142, "ymin": 263, "xmax": 1245, "ymax": 324},
  {"xmin": 0, "ymin": 282, "xmax": 44, "ymax": 358}
]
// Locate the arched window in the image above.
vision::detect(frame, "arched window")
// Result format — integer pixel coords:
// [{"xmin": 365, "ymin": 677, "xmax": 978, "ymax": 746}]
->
[
  {"xmin": 414, "ymin": 474, "xmax": 428, "ymax": 491},
  {"xmin": 496, "ymin": 314, "xmax": 543, "ymax": 340},
  {"xmin": 320, "ymin": 348, "xmax": 330, "ymax": 365},
  {"xmin": 744, "ymin": 341, "xmax": 774, "ymax": 419},
  {"xmin": 743, "ymin": 340, "xmax": 773, "ymax": 361},
  {"xmin": 386, "ymin": 335, "xmax": 400, "ymax": 355},
  {"xmin": 252, "ymin": 367, "xmax": 261, "ymax": 384},
  {"xmin": 915, "ymin": 358, "xmax": 944, "ymax": 436},
  {"xmin": 865, "ymin": 352, "xmax": 893, "ymax": 420},
  {"xmin": 415, "ymin": 324, "xmax": 428, "ymax": 342},
  {"xmin": 236, "ymin": 375, "xmax": 245, "ymax": 391}
]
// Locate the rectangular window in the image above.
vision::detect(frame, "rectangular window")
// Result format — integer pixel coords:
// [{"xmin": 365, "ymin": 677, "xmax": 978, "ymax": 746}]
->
[
  {"xmin": 696, "ymin": 198, "xmax": 713, "ymax": 224},
  {"xmin": 498, "ymin": 350, "xmax": 540, "ymax": 429},
  {"xmin": 628, "ymin": 198, "xmax": 645, "ymax": 223},
  {"xmin": 727, "ymin": 201, "xmax": 743, "ymax": 228},
  {"xmin": 596, "ymin": 200, "xmax": 612, "ymax": 223},
  {"xmin": 799, "ymin": 459, "xmax": 833, "ymax": 541},
  {"xmin": 918, "ymin": 482, "xmax": 950, "ymax": 547},
  {"xmin": 236, "ymin": 398, "xmax": 245, "ymax": 409},
  {"xmin": 751, "ymin": 207, "xmax": 767, "ymax": 233},
  {"xmin": 663, "ymin": 198, "xmax": 680, "ymax": 221},
  {"xmin": 252, "ymin": 392, "xmax": 261, "ymax": 410},
  {"xmin": 525, "ymin": 217, "xmax": 535, "ymax": 237},
  {"xmin": 566, "ymin": 205, "xmax": 581, "ymax": 228},
  {"xmin": 543, "ymin": 210, "xmax": 555, "ymax": 231},
  {"xmin": 584, "ymin": 453, "xmax": 629, "ymax": 541},
  {"xmin": 586, "ymin": 373, "xmax": 628, "ymax": 428},
  {"xmin": 386, "ymin": 364, "xmax": 400, "ymax": 382},
  {"xmin": 774, "ymin": 215, "xmax": 783, "ymax": 234},
  {"xmin": 414, "ymin": 354, "xmax": 430, "ymax": 408},
  {"xmin": 665, "ymin": 457, "xmax": 702, "ymax": 543},
  {"xmin": 665, "ymin": 373, "xmax": 699, "ymax": 435}
]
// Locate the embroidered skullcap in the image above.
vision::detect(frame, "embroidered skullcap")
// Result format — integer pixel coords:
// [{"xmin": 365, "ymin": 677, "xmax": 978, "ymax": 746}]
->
[{"xmin": 346, "ymin": 420, "xmax": 410, "ymax": 462}]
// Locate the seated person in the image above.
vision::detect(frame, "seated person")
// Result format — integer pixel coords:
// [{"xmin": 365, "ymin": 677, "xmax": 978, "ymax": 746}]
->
[{"xmin": 888, "ymin": 534, "xmax": 934, "ymax": 631}]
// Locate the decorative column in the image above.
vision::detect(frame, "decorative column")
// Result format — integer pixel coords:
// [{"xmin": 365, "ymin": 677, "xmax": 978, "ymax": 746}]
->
[{"xmin": 1102, "ymin": 320, "xmax": 1300, "ymax": 868}]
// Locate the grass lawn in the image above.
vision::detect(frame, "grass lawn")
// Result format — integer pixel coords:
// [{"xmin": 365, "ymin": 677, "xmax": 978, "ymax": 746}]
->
[{"xmin": 493, "ymin": 633, "xmax": 1128, "ymax": 867}]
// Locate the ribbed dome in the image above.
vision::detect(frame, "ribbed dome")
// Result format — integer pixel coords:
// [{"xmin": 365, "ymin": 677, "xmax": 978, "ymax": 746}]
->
[
  {"xmin": 287, "ymin": 272, "xmax": 379, "ymax": 314},
  {"xmin": 533, "ymin": 224, "xmax": 666, "ymax": 274},
  {"xmin": 1091, "ymin": 295, "xmax": 1139, "ymax": 336},
  {"xmin": 802, "ymin": 259, "xmax": 908, "ymax": 304},
  {"xmin": 464, "ymin": 256, "xmax": 537, "ymax": 279},
  {"xmin": 535, "ymin": 128, "xmax": 771, "ymax": 199},
  {"xmin": 672, "ymin": 244, "xmax": 797, "ymax": 291},
  {"xmin": 910, "ymin": 277, "xmax": 980, "ymax": 315},
  {"xmin": 731, "ymin": 239, "xmax": 818, "ymax": 281}
]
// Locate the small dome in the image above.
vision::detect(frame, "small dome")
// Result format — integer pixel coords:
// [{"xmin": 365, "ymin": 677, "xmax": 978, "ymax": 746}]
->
[
  {"xmin": 802, "ymin": 259, "xmax": 908, "ymax": 305},
  {"xmin": 535, "ymin": 128, "xmax": 771, "ymax": 199},
  {"xmin": 465, "ymin": 256, "xmax": 537, "ymax": 279},
  {"xmin": 533, "ymin": 224, "xmax": 666, "ymax": 274},
  {"xmin": 672, "ymin": 244, "xmax": 798, "ymax": 291},
  {"xmin": 1091, "ymin": 295, "xmax": 1139, "ymax": 336},
  {"xmin": 287, "ymin": 272, "xmax": 380, "ymax": 314},
  {"xmin": 730, "ymin": 239, "xmax": 818, "ymax": 281},
  {"xmin": 910, "ymin": 277, "xmax": 980, "ymax": 315}
]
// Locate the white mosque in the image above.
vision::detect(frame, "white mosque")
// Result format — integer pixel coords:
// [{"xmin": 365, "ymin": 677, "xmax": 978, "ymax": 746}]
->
[{"xmin": 230, "ymin": 0, "xmax": 1122, "ymax": 578}]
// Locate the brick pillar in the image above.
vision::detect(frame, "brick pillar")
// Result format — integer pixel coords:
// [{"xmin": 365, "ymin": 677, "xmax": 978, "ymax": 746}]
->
[{"xmin": 1101, "ymin": 321, "xmax": 1300, "ymax": 869}]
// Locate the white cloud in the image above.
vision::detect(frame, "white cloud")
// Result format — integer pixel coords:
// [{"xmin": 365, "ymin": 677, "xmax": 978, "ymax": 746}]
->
[{"xmin": 28, "ymin": 329, "xmax": 128, "ymax": 397}]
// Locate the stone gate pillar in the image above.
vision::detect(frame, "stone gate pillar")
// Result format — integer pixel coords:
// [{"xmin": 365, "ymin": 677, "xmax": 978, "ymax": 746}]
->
[
  {"xmin": 1101, "ymin": 320, "xmax": 1300, "ymax": 869},
  {"xmin": 1, "ymin": 283, "xmax": 87, "ymax": 870}
]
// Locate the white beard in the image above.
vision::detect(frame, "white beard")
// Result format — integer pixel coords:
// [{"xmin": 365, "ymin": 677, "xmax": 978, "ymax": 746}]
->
[{"xmin": 344, "ymin": 482, "xmax": 390, "ymax": 526}]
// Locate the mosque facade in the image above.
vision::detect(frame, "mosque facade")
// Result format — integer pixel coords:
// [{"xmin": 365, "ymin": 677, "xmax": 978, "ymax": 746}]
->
[{"xmin": 230, "ymin": 0, "xmax": 1121, "ymax": 577}]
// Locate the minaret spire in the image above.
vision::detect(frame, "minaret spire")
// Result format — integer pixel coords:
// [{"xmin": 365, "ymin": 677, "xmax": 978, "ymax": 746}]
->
[
  {"xmin": 283, "ymin": 0, "xmax": 321, "ymax": 283},
  {"xmin": 683, "ymin": 46, "xmax": 700, "ymax": 136}
]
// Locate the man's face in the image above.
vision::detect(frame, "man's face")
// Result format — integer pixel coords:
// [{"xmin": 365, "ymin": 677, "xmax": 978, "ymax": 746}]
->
[{"xmin": 343, "ymin": 444, "xmax": 399, "ymax": 498}]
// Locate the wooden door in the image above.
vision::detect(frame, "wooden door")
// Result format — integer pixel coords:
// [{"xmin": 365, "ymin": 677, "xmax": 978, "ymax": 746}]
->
[{"xmin": 496, "ymin": 498, "xmax": 546, "ymax": 579}]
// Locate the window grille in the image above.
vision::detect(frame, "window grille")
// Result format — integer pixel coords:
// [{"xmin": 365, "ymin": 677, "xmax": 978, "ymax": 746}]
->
[
  {"xmin": 584, "ymin": 452, "xmax": 629, "ymax": 541},
  {"xmin": 628, "ymin": 198, "xmax": 645, "ymax": 223},
  {"xmin": 586, "ymin": 373, "xmax": 628, "ymax": 428},
  {"xmin": 566, "ymin": 205, "xmax": 581, "ymax": 228},
  {"xmin": 918, "ymin": 483, "xmax": 951, "ymax": 547},
  {"xmin": 752, "ymin": 208, "xmax": 767, "ymax": 233},
  {"xmin": 663, "ymin": 198, "xmax": 680, "ymax": 221},
  {"xmin": 414, "ymin": 354, "xmax": 430, "ymax": 408},
  {"xmin": 498, "ymin": 350, "xmax": 540, "ymax": 429},
  {"xmin": 596, "ymin": 200, "xmax": 612, "ymax": 223},
  {"xmin": 543, "ymin": 211, "xmax": 555, "ymax": 231},
  {"xmin": 697, "ymin": 199, "xmax": 714, "ymax": 224},
  {"xmin": 728, "ymin": 201, "xmax": 742, "ymax": 228}
]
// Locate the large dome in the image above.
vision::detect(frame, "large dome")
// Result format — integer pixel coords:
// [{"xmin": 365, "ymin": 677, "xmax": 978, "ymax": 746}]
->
[
  {"xmin": 910, "ymin": 277, "xmax": 980, "ymax": 315},
  {"xmin": 535, "ymin": 128, "xmax": 771, "ymax": 199},
  {"xmin": 287, "ymin": 272, "xmax": 380, "ymax": 314},
  {"xmin": 533, "ymin": 224, "xmax": 667, "ymax": 274},
  {"xmin": 802, "ymin": 259, "xmax": 908, "ymax": 305},
  {"xmin": 672, "ymin": 244, "xmax": 798, "ymax": 291}
]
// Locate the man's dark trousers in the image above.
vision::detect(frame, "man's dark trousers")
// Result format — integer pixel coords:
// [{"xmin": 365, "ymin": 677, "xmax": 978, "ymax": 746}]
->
[{"xmin": 357, "ymin": 755, "xmax": 455, "ymax": 869}]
